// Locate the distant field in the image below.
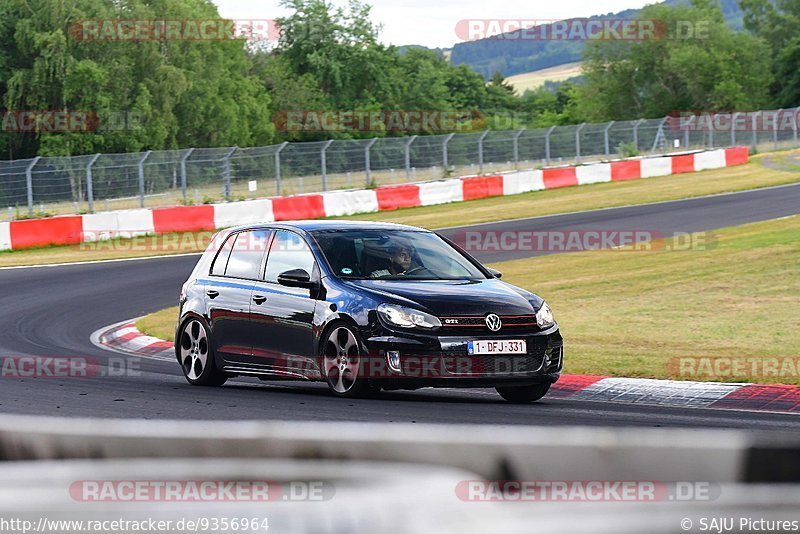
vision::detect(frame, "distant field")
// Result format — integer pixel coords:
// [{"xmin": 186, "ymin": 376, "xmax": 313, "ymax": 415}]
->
[{"xmin": 505, "ymin": 62, "xmax": 582, "ymax": 94}]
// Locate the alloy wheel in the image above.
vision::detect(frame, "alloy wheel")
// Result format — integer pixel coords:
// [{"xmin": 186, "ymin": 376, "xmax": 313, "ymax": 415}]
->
[{"xmin": 180, "ymin": 319, "xmax": 208, "ymax": 380}]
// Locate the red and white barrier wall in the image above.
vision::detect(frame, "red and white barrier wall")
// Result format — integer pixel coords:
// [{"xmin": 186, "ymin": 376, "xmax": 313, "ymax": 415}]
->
[{"xmin": 0, "ymin": 147, "xmax": 749, "ymax": 252}]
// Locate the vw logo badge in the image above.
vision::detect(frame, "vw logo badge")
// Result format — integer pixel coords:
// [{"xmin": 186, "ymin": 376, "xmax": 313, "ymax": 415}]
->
[{"xmin": 485, "ymin": 313, "xmax": 502, "ymax": 332}]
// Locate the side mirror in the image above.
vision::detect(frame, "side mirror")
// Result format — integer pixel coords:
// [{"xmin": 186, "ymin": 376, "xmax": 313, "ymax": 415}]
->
[
  {"xmin": 277, "ymin": 268, "xmax": 317, "ymax": 289},
  {"xmin": 487, "ymin": 268, "xmax": 502, "ymax": 279}
]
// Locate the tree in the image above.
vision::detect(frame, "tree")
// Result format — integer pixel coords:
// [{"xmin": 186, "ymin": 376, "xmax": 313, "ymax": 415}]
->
[
  {"xmin": 577, "ymin": 0, "xmax": 773, "ymax": 121},
  {"xmin": 1, "ymin": 0, "xmax": 274, "ymax": 158},
  {"xmin": 740, "ymin": 0, "xmax": 800, "ymax": 106}
]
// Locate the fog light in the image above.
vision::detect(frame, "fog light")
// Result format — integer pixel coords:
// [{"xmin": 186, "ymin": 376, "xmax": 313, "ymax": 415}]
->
[{"xmin": 387, "ymin": 351, "xmax": 401, "ymax": 373}]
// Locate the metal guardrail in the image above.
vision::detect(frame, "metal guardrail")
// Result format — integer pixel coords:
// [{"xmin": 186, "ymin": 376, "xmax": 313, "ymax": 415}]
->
[
  {"xmin": 1, "ymin": 416, "xmax": 800, "ymax": 533},
  {"xmin": 1, "ymin": 107, "xmax": 798, "ymax": 219},
  {"xmin": 0, "ymin": 415, "xmax": 790, "ymax": 482},
  {"xmin": 0, "ymin": 415, "xmax": 800, "ymax": 533}
]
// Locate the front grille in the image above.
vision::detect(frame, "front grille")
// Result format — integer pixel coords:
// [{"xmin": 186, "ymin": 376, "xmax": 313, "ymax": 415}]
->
[
  {"xmin": 438, "ymin": 315, "xmax": 539, "ymax": 336},
  {"xmin": 391, "ymin": 334, "xmax": 558, "ymax": 378},
  {"xmin": 442, "ymin": 354, "xmax": 545, "ymax": 376}
]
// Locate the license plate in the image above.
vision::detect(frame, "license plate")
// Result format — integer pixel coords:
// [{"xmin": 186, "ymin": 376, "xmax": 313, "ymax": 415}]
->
[{"xmin": 468, "ymin": 340, "xmax": 527, "ymax": 355}]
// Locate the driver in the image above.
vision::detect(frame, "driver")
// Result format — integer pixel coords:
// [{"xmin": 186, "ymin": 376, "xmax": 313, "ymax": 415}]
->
[{"xmin": 370, "ymin": 242, "xmax": 414, "ymax": 278}]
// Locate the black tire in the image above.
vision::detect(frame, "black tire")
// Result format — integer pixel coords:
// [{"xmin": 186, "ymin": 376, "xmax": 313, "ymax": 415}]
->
[
  {"xmin": 320, "ymin": 323, "xmax": 378, "ymax": 398},
  {"xmin": 177, "ymin": 317, "xmax": 228, "ymax": 386},
  {"xmin": 496, "ymin": 382, "xmax": 551, "ymax": 403}
]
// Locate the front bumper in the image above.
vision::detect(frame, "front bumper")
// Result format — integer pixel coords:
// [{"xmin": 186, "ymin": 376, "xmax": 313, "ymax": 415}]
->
[{"xmin": 362, "ymin": 327, "xmax": 563, "ymax": 390}]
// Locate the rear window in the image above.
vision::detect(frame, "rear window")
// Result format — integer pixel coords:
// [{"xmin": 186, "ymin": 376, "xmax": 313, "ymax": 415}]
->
[
  {"xmin": 222, "ymin": 230, "xmax": 271, "ymax": 279},
  {"xmin": 210, "ymin": 234, "xmax": 235, "ymax": 276}
]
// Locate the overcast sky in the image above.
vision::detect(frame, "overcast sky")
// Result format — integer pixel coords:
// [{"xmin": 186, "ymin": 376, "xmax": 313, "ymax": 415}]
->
[{"xmin": 213, "ymin": 0, "xmax": 657, "ymax": 49}]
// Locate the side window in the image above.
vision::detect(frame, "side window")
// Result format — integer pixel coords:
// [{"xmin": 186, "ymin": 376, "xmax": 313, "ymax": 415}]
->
[
  {"xmin": 224, "ymin": 230, "xmax": 271, "ymax": 279},
  {"xmin": 210, "ymin": 234, "xmax": 235, "ymax": 276},
  {"xmin": 264, "ymin": 230, "xmax": 317, "ymax": 283}
]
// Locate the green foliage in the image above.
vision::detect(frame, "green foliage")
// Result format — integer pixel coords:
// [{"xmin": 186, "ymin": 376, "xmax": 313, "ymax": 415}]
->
[
  {"xmin": 740, "ymin": 0, "xmax": 800, "ymax": 106},
  {"xmin": 617, "ymin": 141, "xmax": 640, "ymax": 158},
  {"xmin": 448, "ymin": 0, "xmax": 746, "ymax": 79},
  {"xmin": 0, "ymin": 0, "xmax": 274, "ymax": 159},
  {"xmin": 0, "ymin": 0, "xmax": 789, "ymax": 165},
  {"xmin": 577, "ymin": 0, "xmax": 773, "ymax": 121}
]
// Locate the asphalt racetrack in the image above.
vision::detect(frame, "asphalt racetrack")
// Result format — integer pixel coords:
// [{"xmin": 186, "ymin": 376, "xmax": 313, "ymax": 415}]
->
[{"xmin": 1, "ymin": 183, "xmax": 799, "ymax": 428}]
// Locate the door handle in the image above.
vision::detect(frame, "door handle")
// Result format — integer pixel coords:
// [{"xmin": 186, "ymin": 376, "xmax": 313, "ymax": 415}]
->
[
  {"xmin": 206, "ymin": 290, "xmax": 219, "ymax": 299},
  {"xmin": 252, "ymin": 295, "xmax": 267, "ymax": 305}
]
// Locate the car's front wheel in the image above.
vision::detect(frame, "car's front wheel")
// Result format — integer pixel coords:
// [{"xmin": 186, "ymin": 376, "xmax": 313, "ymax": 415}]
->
[
  {"xmin": 321, "ymin": 324, "xmax": 377, "ymax": 398},
  {"xmin": 177, "ymin": 317, "xmax": 228, "ymax": 386},
  {"xmin": 495, "ymin": 382, "xmax": 551, "ymax": 403}
]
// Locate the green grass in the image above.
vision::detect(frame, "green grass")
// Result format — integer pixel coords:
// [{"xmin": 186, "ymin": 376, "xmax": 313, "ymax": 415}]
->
[
  {"xmin": 138, "ymin": 215, "xmax": 800, "ymax": 384},
  {"xmin": 497, "ymin": 215, "xmax": 800, "ymax": 383},
  {"xmin": 2, "ymin": 149, "xmax": 799, "ymax": 268},
  {"xmin": 136, "ymin": 307, "xmax": 179, "ymax": 342}
]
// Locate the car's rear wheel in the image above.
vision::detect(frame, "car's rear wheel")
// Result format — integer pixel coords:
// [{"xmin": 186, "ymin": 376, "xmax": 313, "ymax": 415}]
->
[
  {"xmin": 495, "ymin": 382, "xmax": 551, "ymax": 403},
  {"xmin": 178, "ymin": 318, "xmax": 228, "ymax": 386},
  {"xmin": 321, "ymin": 324, "xmax": 377, "ymax": 398}
]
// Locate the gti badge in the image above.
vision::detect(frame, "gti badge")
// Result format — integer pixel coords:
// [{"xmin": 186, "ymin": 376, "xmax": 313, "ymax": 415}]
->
[{"xmin": 485, "ymin": 313, "xmax": 502, "ymax": 332}]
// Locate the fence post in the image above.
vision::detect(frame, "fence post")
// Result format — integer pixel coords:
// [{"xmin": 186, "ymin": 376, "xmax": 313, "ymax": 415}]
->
[
  {"xmin": 575, "ymin": 123, "xmax": 586, "ymax": 162},
  {"xmin": 604, "ymin": 121, "xmax": 615, "ymax": 156},
  {"xmin": 180, "ymin": 148, "xmax": 195, "ymax": 201},
  {"xmin": 442, "ymin": 133, "xmax": 455, "ymax": 171},
  {"xmin": 138, "ymin": 151, "xmax": 151, "ymax": 208},
  {"xmin": 731, "ymin": 112, "xmax": 740, "ymax": 146},
  {"xmin": 683, "ymin": 120, "xmax": 690, "ymax": 150},
  {"xmin": 544, "ymin": 125, "xmax": 556, "ymax": 165},
  {"xmin": 512, "ymin": 129, "xmax": 524, "ymax": 169},
  {"xmin": 633, "ymin": 119, "xmax": 644, "ymax": 152},
  {"xmin": 25, "ymin": 157, "xmax": 41, "ymax": 217},
  {"xmin": 708, "ymin": 120, "xmax": 714, "ymax": 148},
  {"xmin": 751, "ymin": 113, "xmax": 758, "ymax": 149},
  {"xmin": 477, "ymin": 130, "xmax": 489, "ymax": 174},
  {"xmin": 652, "ymin": 117, "xmax": 668, "ymax": 153},
  {"xmin": 86, "ymin": 154, "xmax": 100, "ymax": 213},
  {"xmin": 774, "ymin": 109, "xmax": 782, "ymax": 150},
  {"xmin": 793, "ymin": 108, "xmax": 799, "ymax": 144},
  {"xmin": 321, "ymin": 140, "xmax": 333, "ymax": 191},
  {"xmin": 222, "ymin": 146, "xmax": 237, "ymax": 200},
  {"xmin": 404, "ymin": 135, "xmax": 417, "ymax": 181},
  {"xmin": 274, "ymin": 142, "xmax": 288, "ymax": 196},
  {"xmin": 364, "ymin": 138, "xmax": 378, "ymax": 186}
]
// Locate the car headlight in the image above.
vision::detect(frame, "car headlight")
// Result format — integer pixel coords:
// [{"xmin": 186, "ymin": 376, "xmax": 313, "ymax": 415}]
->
[
  {"xmin": 536, "ymin": 301, "xmax": 555, "ymax": 329},
  {"xmin": 378, "ymin": 303, "xmax": 442, "ymax": 329}
]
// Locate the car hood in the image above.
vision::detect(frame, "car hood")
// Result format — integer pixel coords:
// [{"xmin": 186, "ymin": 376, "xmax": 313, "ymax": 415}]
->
[{"xmin": 343, "ymin": 278, "xmax": 541, "ymax": 316}]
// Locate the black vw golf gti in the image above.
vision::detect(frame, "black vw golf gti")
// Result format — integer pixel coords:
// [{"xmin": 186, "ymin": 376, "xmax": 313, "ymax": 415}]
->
[{"xmin": 177, "ymin": 221, "xmax": 563, "ymax": 402}]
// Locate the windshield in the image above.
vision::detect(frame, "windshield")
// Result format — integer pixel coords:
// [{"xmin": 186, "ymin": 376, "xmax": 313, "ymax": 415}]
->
[{"xmin": 312, "ymin": 229, "xmax": 487, "ymax": 280}]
